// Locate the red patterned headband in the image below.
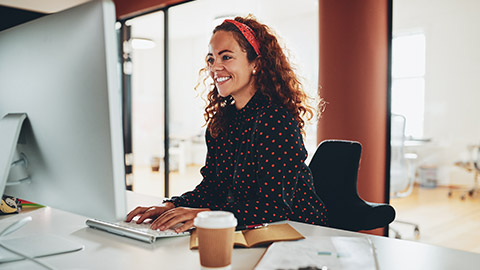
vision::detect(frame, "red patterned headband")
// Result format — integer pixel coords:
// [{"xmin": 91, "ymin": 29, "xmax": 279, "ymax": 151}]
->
[{"xmin": 224, "ymin": 19, "xmax": 261, "ymax": 56}]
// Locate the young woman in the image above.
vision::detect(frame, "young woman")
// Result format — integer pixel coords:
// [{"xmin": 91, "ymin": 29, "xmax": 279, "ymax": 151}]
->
[{"xmin": 126, "ymin": 16, "xmax": 328, "ymax": 233}]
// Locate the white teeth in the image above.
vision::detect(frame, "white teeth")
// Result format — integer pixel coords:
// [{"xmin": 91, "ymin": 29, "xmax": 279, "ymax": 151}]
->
[{"xmin": 216, "ymin": 76, "xmax": 230, "ymax": 82}]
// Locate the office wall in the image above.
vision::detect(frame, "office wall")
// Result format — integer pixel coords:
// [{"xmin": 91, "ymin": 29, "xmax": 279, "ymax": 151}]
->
[{"xmin": 394, "ymin": 0, "xmax": 480, "ymax": 186}]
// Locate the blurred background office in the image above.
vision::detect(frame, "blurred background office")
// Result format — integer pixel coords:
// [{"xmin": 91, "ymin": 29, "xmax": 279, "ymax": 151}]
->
[{"xmin": 390, "ymin": 0, "xmax": 480, "ymax": 253}]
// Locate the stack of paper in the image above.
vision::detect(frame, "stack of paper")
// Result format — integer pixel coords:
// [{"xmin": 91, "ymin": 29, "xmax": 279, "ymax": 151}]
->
[{"xmin": 255, "ymin": 236, "xmax": 378, "ymax": 270}]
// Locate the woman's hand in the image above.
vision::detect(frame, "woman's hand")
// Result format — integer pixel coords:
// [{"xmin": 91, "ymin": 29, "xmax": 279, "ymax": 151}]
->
[
  {"xmin": 151, "ymin": 207, "xmax": 210, "ymax": 233},
  {"xmin": 125, "ymin": 202, "xmax": 175, "ymax": 224}
]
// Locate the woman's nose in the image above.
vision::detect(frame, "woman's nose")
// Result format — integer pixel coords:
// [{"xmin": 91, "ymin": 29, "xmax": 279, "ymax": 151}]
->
[{"xmin": 211, "ymin": 60, "xmax": 223, "ymax": 71}]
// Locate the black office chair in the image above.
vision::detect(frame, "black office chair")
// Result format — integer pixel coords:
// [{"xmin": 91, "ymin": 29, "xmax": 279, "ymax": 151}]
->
[{"xmin": 309, "ymin": 140, "xmax": 396, "ymax": 231}]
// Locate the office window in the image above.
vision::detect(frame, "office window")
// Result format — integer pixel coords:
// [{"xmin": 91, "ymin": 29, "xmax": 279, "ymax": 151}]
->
[{"xmin": 392, "ymin": 33, "xmax": 426, "ymax": 138}]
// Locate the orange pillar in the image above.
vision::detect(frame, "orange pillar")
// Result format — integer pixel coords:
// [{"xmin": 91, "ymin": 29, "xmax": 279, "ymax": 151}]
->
[{"xmin": 318, "ymin": 0, "xmax": 390, "ymax": 234}]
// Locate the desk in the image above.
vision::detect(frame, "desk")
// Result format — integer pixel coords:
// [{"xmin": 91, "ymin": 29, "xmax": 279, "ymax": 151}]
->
[{"xmin": 1, "ymin": 192, "xmax": 480, "ymax": 270}]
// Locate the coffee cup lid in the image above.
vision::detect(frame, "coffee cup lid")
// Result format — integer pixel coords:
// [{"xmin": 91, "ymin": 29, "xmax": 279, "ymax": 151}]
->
[{"xmin": 194, "ymin": 211, "xmax": 237, "ymax": 229}]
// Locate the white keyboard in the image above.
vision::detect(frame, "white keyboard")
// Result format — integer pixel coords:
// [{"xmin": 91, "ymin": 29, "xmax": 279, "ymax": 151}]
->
[{"xmin": 86, "ymin": 218, "xmax": 190, "ymax": 243}]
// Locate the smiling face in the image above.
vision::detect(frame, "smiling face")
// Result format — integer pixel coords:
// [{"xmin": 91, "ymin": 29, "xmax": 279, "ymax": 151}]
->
[{"xmin": 207, "ymin": 30, "xmax": 257, "ymax": 109}]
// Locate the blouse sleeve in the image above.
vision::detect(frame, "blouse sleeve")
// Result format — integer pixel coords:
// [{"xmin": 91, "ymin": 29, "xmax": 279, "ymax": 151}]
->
[
  {"xmin": 166, "ymin": 131, "xmax": 223, "ymax": 208},
  {"xmin": 207, "ymin": 107, "xmax": 309, "ymax": 225}
]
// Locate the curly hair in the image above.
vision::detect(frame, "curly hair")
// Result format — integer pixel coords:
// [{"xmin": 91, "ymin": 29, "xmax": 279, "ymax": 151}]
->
[{"xmin": 196, "ymin": 15, "xmax": 320, "ymax": 138}]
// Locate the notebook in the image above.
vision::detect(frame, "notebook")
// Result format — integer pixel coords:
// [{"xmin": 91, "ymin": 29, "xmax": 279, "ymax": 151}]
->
[
  {"xmin": 85, "ymin": 218, "xmax": 190, "ymax": 244},
  {"xmin": 189, "ymin": 223, "xmax": 304, "ymax": 249}
]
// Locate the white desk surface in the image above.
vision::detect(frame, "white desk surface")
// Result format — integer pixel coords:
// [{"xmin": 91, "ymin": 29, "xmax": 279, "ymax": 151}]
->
[{"xmin": 1, "ymin": 191, "xmax": 480, "ymax": 270}]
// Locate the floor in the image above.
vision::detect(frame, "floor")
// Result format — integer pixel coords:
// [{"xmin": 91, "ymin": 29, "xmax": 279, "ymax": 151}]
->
[
  {"xmin": 132, "ymin": 164, "xmax": 203, "ymax": 199},
  {"xmin": 132, "ymin": 165, "xmax": 480, "ymax": 254},
  {"xmin": 390, "ymin": 184, "xmax": 480, "ymax": 254}
]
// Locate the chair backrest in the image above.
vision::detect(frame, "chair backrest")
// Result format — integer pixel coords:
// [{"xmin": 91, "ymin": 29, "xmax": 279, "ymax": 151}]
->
[
  {"xmin": 309, "ymin": 140, "xmax": 363, "ymax": 213},
  {"xmin": 390, "ymin": 114, "xmax": 410, "ymax": 195},
  {"xmin": 309, "ymin": 140, "xmax": 396, "ymax": 231}
]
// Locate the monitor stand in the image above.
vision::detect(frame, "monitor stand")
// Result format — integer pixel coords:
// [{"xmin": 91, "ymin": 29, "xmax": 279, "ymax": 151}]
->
[
  {"xmin": 0, "ymin": 216, "xmax": 84, "ymax": 264},
  {"xmin": 0, "ymin": 113, "xmax": 29, "ymax": 197},
  {"xmin": 0, "ymin": 114, "xmax": 84, "ymax": 266}
]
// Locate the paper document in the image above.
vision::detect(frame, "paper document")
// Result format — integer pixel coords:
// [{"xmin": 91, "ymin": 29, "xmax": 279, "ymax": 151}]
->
[{"xmin": 255, "ymin": 236, "xmax": 378, "ymax": 270}]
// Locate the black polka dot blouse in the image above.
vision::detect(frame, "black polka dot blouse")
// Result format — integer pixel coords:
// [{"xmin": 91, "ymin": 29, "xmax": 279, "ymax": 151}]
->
[{"xmin": 167, "ymin": 92, "xmax": 328, "ymax": 226}]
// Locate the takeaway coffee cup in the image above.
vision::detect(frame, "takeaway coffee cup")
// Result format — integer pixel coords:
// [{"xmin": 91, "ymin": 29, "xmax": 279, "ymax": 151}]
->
[{"xmin": 194, "ymin": 211, "xmax": 237, "ymax": 270}]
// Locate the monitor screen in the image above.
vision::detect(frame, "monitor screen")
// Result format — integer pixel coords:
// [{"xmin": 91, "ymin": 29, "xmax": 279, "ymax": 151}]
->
[{"xmin": 0, "ymin": 0, "xmax": 126, "ymax": 222}]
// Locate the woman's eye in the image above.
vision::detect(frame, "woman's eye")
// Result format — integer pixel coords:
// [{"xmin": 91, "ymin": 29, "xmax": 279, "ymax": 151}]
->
[
  {"xmin": 222, "ymin": 55, "xmax": 232, "ymax": 60},
  {"xmin": 207, "ymin": 57, "xmax": 214, "ymax": 64}
]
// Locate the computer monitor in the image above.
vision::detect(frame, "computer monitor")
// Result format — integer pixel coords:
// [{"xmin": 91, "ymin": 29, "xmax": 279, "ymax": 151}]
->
[{"xmin": 0, "ymin": 0, "xmax": 126, "ymax": 222}]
